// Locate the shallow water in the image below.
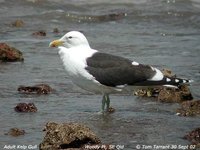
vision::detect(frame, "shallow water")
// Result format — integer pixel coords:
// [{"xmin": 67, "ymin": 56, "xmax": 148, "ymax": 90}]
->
[{"xmin": 0, "ymin": 0, "xmax": 200, "ymax": 149}]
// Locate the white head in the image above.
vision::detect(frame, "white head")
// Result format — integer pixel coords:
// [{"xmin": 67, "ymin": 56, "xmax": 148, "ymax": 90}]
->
[{"xmin": 49, "ymin": 31, "xmax": 90, "ymax": 49}]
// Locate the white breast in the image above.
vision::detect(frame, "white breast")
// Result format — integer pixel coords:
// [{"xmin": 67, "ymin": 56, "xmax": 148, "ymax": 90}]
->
[
  {"xmin": 58, "ymin": 46, "xmax": 104, "ymax": 93},
  {"xmin": 58, "ymin": 46, "xmax": 93, "ymax": 76},
  {"xmin": 58, "ymin": 46, "xmax": 121, "ymax": 94}
]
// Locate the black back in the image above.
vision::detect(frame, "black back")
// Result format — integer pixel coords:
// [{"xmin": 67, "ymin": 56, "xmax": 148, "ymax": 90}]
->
[{"xmin": 85, "ymin": 52, "xmax": 156, "ymax": 87}]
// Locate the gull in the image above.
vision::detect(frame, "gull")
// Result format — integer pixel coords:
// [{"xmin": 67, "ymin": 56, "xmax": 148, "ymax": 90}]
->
[{"xmin": 49, "ymin": 31, "xmax": 192, "ymax": 112}]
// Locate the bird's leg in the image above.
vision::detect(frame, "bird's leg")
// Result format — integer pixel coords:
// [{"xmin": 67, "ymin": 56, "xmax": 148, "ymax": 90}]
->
[
  {"xmin": 100, "ymin": 94, "xmax": 111, "ymax": 114},
  {"xmin": 101, "ymin": 94, "xmax": 106, "ymax": 112},
  {"xmin": 105, "ymin": 94, "xmax": 110, "ymax": 112}
]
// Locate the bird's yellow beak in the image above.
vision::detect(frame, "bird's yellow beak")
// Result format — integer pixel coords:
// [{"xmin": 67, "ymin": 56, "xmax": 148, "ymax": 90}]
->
[{"xmin": 49, "ymin": 39, "xmax": 64, "ymax": 47}]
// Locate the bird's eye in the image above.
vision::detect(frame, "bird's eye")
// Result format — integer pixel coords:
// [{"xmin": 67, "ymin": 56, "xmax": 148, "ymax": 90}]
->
[{"xmin": 68, "ymin": 36, "xmax": 72, "ymax": 39}]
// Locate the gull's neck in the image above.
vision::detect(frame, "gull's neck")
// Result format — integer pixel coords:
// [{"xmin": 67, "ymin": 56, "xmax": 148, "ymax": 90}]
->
[{"xmin": 58, "ymin": 45, "xmax": 97, "ymax": 58}]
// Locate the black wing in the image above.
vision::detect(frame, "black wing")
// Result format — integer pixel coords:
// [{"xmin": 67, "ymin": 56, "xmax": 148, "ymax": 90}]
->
[{"xmin": 85, "ymin": 52, "xmax": 156, "ymax": 87}]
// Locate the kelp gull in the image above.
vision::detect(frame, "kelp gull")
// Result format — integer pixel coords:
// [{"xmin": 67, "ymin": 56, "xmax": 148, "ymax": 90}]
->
[{"xmin": 49, "ymin": 31, "xmax": 193, "ymax": 112}]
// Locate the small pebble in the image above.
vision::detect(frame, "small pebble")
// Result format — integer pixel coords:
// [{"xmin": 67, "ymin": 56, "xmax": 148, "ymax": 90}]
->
[
  {"xmin": 11, "ymin": 19, "xmax": 24, "ymax": 27},
  {"xmin": 32, "ymin": 30, "xmax": 46, "ymax": 37},
  {"xmin": 5, "ymin": 128, "xmax": 25, "ymax": 136},
  {"xmin": 14, "ymin": 103, "xmax": 37, "ymax": 112}
]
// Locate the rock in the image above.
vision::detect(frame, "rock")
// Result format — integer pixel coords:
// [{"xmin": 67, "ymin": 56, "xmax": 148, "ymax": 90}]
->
[
  {"xmin": 39, "ymin": 122, "xmax": 101, "ymax": 150},
  {"xmin": 134, "ymin": 68, "xmax": 176, "ymax": 98},
  {"xmin": 66, "ymin": 12, "xmax": 127, "ymax": 23},
  {"xmin": 32, "ymin": 30, "xmax": 46, "ymax": 37},
  {"xmin": 176, "ymin": 100, "xmax": 200, "ymax": 116},
  {"xmin": 108, "ymin": 107, "xmax": 115, "ymax": 113},
  {"xmin": 5, "ymin": 128, "xmax": 25, "ymax": 136},
  {"xmin": 133, "ymin": 68, "xmax": 194, "ymax": 105},
  {"xmin": 179, "ymin": 85, "xmax": 193, "ymax": 100},
  {"xmin": 18, "ymin": 84, "xmax": 53, "ymax": 94},
  {"xmin": 0, "ymin": 43, "xmax": 24, "ymax": 62},
  {"xmin": 14, "ymin": 103, "xmax": 37, "ymax": 112},
  {"xmin": 53, "ymin": 28, "xmax": 60, "ymax": 34},
  {"xmin": 184, "ymin": 127, "xmax": 200, "ymax": 148},
  {"xmin": 161, "ymin": 68, "xmax": 176, "ymax": 78},
  {"xmin": 158, "ymin": 85, "xmax": 193, "ymax": 103},
  {"xmin": 134, "ymin": 88, "xmax": 160, "ymax": 97},
  {"xmin": 11, "ymin": 19, "xmax": 24, "ymax": 27},
  {"xmin": 96, "ymin": 12, "xmax": 127, "ymax": 22},
  {"xmin": 134, "ymin": 85, "xmax": 193, "ymax": 103},
  {"xmin": 134, "ymin": 68, "xmax": 176, "ymax": 97},
  {"xmin": 158, "ymin": 88, "xmax": 181, "ymax": 103}
]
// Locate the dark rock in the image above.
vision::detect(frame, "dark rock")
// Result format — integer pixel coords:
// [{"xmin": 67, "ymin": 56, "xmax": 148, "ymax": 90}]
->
[
  {"xmin": 0, "ymin": 43, "xmax": 24, "ymax": 62},
  {"xmin": 11, "ymin": 19, "xmax": 24, "ymax": 27},
  {"xmin": 176, "ymin": 100, "xmax": 200, "ymax": 116},
  {"xmin": 134, "ymin": 85, "xmax": 193, "ymax": 103},
  {"xmin": 134, "ymin": 88, "xmax": 160, "ymax": 97},
  {"xmin": 53, "ymin": 28, "xmax": 60, "ymax": 34},
  {"xmin": 158, "ymin": 88, "xmax": 181, "ymax": 103},
  {"xmin": 158, "ymin": 85, "xmax": 193, "ymax": 103},
  {"xmin": 32, "ymin": 30, "xmax": 46, "ymax": 37},
  {"xmin": 18, "ymin": 84, "xmax": 53, "ymax": 94},
  {"xmin": 5, "ymin": 128, "xmax": 25, "ymax": 136},
  {"xmin": 134, "ymin": 68, "xmax": 176, "ymax": 98},
  {"xmin": 108, "ymin": 107, "xmax": 115, "ymax": 113},
  {"xmin": 66, "ymin": 12, "xmax": 127, "ymax": 23},
  {"xmin": 96, "ymin": 12, "xmax": 127, "ymax": 22},
  {"xmin": 184, "ymin": 127, "xmax": 200, "ymax": 148},
  {"xmin": 134, "ymin": 67, "xmax": 193, "ymax": 103},
  {"xmin": 14, "ymin": 103, "xmax": 37, "ymax": 112},
  {"xmin": 39, "ymin": 122, "xmax": 101, "ymax": 150}
]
